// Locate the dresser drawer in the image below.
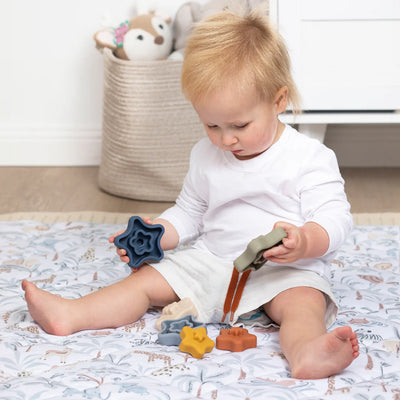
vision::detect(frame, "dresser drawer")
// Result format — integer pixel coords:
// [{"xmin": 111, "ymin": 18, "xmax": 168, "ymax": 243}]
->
[{"xmin": 276, "ymin": 0, "xmax": 400, "ymax": 110}]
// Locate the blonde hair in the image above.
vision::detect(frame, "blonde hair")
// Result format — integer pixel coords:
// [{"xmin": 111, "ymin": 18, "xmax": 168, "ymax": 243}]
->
[{"xmin": 181, "ymin": 10, "xmax": 301, "ymax": 112}]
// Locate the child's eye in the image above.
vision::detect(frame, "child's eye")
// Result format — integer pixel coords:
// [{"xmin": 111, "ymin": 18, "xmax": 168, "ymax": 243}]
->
[
  {"xmin": 207, "ymin": 125, "xmax": 219, "ymax": 129},
  {"xmin": 235, "ymin": 123, "xmax": 249, "ymax": 129}
]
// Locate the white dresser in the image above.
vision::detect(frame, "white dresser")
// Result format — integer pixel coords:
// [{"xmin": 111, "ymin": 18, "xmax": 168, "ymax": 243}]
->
[{"xmin": 270, "ymin": 0, "xmax": 400, "ymax": 140}]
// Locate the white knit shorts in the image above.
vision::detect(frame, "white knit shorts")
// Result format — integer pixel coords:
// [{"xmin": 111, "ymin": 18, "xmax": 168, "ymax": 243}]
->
[{"xmin": 148, "ymin": 246, "xmax": 338, "ymax": 328}]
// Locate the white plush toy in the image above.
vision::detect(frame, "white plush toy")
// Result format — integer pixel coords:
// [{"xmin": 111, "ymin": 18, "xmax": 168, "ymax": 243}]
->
[
  {"xmin": 94, "ymin": 11, "xmax": 173, "ymax": 61},
  {"xmin": 173, "ymin": 0, "xmax": 268, "ymax": 57}
]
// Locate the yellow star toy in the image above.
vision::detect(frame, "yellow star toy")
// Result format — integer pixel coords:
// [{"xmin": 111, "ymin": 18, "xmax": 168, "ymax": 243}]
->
[{"xmin": 179, "ymin": 326, "xmax": 215, "ymax": 359}]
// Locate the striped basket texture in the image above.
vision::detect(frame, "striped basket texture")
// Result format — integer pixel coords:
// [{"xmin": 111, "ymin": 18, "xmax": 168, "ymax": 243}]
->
[{"xmin": 98, "ymin": 48, "xmax": 205, "ymax": 201}]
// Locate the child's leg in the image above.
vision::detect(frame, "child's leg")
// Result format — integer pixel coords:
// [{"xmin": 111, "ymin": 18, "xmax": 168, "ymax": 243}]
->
[
  {"xmin": 22, "ymin": 265, "xmax": 179, "ymax": 336},
  {"xmin": 264, "ymin": 287, "xmax": 359, "ymax": 379}
]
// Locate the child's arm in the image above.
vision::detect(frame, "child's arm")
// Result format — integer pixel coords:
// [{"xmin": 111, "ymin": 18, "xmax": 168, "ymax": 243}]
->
[
  {"xmin": 262, "ymin": 221, "xmax": 329, "ymax": 264},
  {"xmin": 153, "ymin": 218, "xmax": 180, "ymax": 250}
]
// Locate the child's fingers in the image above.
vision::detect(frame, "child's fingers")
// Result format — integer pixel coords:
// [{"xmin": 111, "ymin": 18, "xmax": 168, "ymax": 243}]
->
[
  {"xmin": 116, "ymin": 248, "xmax": 127, "ymax": 257},
  {"xmin": 265, "ymin": 255, "xmax": 292, "ymax": 264},
  {"xmin": 273, "ymin": 222, "xmax": 299, "ymax": 249},
  {"xmin": 109, "ymin": 230, "xmax": 125, "ymax": 243},
  {"xmin": 264, "ymin": 245, "xmax": 299, "ymax": 264},
  {"xmin": 142, "ymin": 216, "xmax": 152, "ymax": 224},
  {"xmin": 108, "ymin": 226, "xmax": 131, "ymax": 264},
  {"xmin": 282, "ymin": 236, "xmax": 297, "ymax": 249},
  {"xmin": 263, "ymin": 244, "xmax": 288, "ymax": 259},
  {"xmin": 120, "ymin": 255, "xmax": 130, "ymax": 264}
]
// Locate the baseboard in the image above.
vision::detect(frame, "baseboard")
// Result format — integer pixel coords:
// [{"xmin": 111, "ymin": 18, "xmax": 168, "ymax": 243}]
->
[
  {"xmin": 0, "ymin": 125, "xmax": 102, "ymax": 166},
  {"xmin": 325, "ymin": 124, "xmax": 400, "ymax": 167}
]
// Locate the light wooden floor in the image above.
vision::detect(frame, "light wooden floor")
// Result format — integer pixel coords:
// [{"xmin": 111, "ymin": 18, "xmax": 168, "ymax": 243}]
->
[{"xmin": 0, "ymin": 167, "xmax": 399, "ymax": 214}]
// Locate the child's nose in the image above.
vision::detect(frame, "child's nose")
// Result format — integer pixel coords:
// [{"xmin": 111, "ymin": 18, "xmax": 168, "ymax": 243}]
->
[{"xmin": 221, "ymin": 132, "xmax": 238, "ymax": 146}]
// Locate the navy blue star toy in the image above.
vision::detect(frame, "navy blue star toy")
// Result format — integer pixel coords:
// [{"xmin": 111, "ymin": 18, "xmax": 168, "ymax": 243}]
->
[{"xmin": 114, "ymin": 216, "xmax": 165, "ymax": 269}]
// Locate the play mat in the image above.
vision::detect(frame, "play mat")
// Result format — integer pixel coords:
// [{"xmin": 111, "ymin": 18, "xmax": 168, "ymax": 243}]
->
[{"xmin": 0, "ymin": 212, "xmax": 399, "ymax": 399}]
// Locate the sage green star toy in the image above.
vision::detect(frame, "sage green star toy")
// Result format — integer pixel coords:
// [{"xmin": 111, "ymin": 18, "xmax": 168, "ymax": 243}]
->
[{"xmin": 234, "ymin": 227, "xmax": 288, "ymax": 273}]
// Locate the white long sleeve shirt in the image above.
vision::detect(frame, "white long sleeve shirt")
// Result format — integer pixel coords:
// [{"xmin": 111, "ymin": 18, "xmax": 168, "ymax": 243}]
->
[{"xmin": 160, "ymin": 125, "xmax": 353, "ymax": 278}]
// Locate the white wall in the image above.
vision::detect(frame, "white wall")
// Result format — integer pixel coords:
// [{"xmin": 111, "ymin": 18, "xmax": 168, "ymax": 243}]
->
[
  {"xmin": 0, "ymin": 0, "xmax": 399, "ymax": 166},
  {"xmin": 0, "ymin": 0, "xmax": 207, "ymax": 166}
]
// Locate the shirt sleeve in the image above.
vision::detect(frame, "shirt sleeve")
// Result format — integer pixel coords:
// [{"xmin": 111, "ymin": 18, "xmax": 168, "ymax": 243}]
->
[
  {"xmin": 158, "ymin": 142, "xmax": 208, "ymax": 244},
  {"xmin": 296, "ymin": 145, "xmax": 353, "ymax": 254}
]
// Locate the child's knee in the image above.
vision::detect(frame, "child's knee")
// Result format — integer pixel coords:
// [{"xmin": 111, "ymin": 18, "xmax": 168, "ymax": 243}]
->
[
  {"xmin": 135, "ymin": 265, "xmax": 179, "ymax": 307},
  {"xmin": 264, "ymin": 287, "xmax": 326, "ymax": 324}
]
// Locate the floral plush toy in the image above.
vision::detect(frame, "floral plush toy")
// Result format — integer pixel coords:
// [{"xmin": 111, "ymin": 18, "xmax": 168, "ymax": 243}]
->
[{"xmin": 94, "ymin": 11, "xmax": 173, "ymax": 61}]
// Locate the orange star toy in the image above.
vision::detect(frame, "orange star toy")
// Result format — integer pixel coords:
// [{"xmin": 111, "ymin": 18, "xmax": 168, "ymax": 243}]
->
[
  {"xmin": 216, "ymin": 327, "xmax": 257, "ymax": 352},
  {"xmin": 179, "ymin": 326, "xmax": 215, "ymax": 359}
]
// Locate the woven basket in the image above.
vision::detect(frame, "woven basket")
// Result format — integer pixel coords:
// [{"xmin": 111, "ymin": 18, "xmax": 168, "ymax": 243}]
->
[{"xmin": 98, "ymin": 48, "xmax": 205, "ymax": 201}]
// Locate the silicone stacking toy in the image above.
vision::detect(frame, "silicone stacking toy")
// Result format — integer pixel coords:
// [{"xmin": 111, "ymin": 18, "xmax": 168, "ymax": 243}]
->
[
  {"xmin": 222, "ymin": 227, "xmax": 288, "ymax": 323},
  {"xmin": 158, "ymin": 315, "xmax": 205, "ymax": 346},
  {"xmin": 216, "ymin": 327, "xmax": 257, "ymax": 352},
  {"xmin": 155, "ymin": 298, "xmax": 198, "ymax": 331},
  {"xmin": 179, "ymin": 326, "xmax": 215, "ymax": 359},
  {"xmin": 234, "ymin": 227, "xmax": 287, "ymax": 273},
  {"xmin": 114, "ymin": 216, "xmax": 164, "ymax": 269}
]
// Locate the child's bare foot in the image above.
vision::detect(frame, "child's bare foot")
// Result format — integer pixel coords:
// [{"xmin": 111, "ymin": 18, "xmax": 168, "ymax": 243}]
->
[
  {"xmin": 290, "ymin": 326, "xmax": 359, "ymax": 379},
  {"xmin": 22, "ymin": 280, "xmax": 77, "ymax": 336}
]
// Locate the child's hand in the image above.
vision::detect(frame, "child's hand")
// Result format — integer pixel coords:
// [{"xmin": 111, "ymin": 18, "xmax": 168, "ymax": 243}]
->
[
  {"xmin": 109, "ymin": 230, "xmax": 130, "ymax": 264},
  {"xmin": 140, "ymin": 216, "xmax": 153, "ymax": 225},
  {"xmin": 263, "ymin": 221, "xmax": 329, "ymax": 264},
  {"xmin": 262, "ymin": 222, "xmax": 307, "ymax": 264}
]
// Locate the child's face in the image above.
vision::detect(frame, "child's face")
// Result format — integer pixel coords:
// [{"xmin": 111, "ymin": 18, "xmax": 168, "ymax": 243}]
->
[{"xmin": 193, "ymin": 84, "xmax": 287, "ymax": 160}]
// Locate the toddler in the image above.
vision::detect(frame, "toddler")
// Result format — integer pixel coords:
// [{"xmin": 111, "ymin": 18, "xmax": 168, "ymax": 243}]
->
[{"xmin": 22, "ymin": 9, "xmax": 359, "ymax": 379}]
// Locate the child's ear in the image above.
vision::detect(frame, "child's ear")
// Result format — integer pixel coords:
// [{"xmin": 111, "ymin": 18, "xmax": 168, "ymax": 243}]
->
[{"xmin": 274, "ymin": 86, "xmax": 288, "ymax": 114}]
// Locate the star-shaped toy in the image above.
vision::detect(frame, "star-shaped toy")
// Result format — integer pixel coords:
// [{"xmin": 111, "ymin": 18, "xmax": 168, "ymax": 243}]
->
[
  {"xmin": 155, "ymin": 298, "xmax": 198, "ymax": 331},
  {"xmin": 234, "ymin": 227, "xmax": 287, "ymax": 272},
  {"xmin": 114, "ymin": 216, "xmax": 164, "ymax": 269},
  {"xmin": 179, "ymin": 326, "xmax": 215, "ymax": 359},
  {"xmin": 216, "ymin": 327, "xmax": 257, "ymax": 352},
  {"xmin": 158, "ymin": 315, "xmax": 205, "ymax": 346}
]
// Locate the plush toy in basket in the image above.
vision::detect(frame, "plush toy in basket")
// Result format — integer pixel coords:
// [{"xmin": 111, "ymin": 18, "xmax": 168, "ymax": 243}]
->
[{"xmin": 94, "ymin": 10, "xmax": 173, "ymax": 61}]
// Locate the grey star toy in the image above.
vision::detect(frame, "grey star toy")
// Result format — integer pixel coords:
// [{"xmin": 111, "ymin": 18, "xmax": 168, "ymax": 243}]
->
[{"xmin": 234, "ymin": 227, "xmax": 288, "ymax": 273}]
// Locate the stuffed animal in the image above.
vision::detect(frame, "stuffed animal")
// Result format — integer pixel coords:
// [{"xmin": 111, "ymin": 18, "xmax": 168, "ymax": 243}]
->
[
  {"xmin": 173, "ymin": 0, "xmax": 268, "ymax": 57},
  {"xmin": 94, "ymin": 11, "xmax": 173, "ymax": 61}
]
